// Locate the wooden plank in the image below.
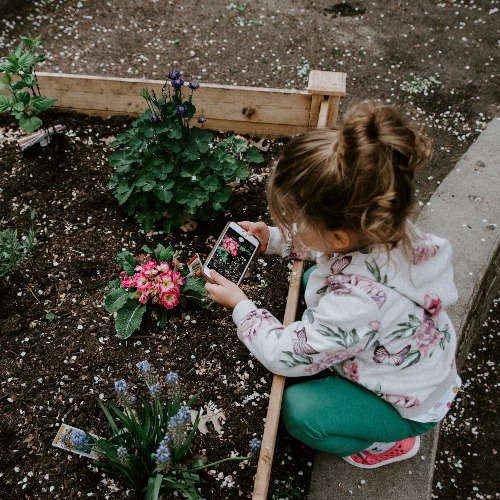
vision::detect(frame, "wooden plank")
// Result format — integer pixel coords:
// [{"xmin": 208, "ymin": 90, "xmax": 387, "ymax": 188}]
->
[
  {"xmin": 31, "ymin": 73, "xmax": 313, "ymax": 137},
  {"xmin": 252, "ymin": 259, "xmax": 305, "ymax": 500}
]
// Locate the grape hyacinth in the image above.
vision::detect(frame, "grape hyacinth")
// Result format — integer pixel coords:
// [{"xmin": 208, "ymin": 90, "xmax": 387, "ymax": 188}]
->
[
  {"xmin": 149, "ymin": 383, "xmax": 161, "ymax": 397},
  {"xmin": 165, "ymin": 371, "xmax": 179, "ymax": 384},
  {"xmin": 136, "ymin": 360, "xmax": 152, "ymax": 372},
  {"xmin": 249, "ymin": 437, "xmax": 262, "ymax": 453},
  {"xmin": 114, "ymin": 379, "xmax": 128, "ymax": 394},
  {"xmin": 154, "ymin": 435, "xmax": 172, "ymax": 467},
  {"xmin": 116, "ymin": 446, "xmax": 128, "ymax": 463}
]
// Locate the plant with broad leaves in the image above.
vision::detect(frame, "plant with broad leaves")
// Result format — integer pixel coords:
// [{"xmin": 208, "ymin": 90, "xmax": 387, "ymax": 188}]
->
[
  {"xmin": 0, "ymin": 35, "xmax": 57, "ymax": 134},
  {"xmin": 0, "ymin": 208, "xmax": 38, "ymax": 281},
  {"xmin": 107, "ymin": 69, "xmax": 264, "ymax": 233},
  {"xmin": 86, "ymin": 362, "xmax": 261, "ymax": 500},
  {"xmin": 104, "ymin": 243, "xmax": 209, "ymax": 339}
]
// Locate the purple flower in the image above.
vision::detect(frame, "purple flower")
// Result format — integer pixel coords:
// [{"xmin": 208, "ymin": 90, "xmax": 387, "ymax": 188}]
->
[
  {"xmin": 197, "ymin": 117, "xmax": 207, "ymax": 124},
  {"xmin": 149, "ymin": 114, "xmax": 160, "ymax": 124},
  {"xmin": 154, "ymin": 437, "xmax": 171, "ymax": 464},
  {"xmin": 188, "ymin": 79, "xmax": 200, "ymax": 90},
  {"xmin": 249, "ymin": 437, "xmax": 262, "ymax": 452},
  {"xmin": 175, "ymin": 105, "xmax": 188, "ymax": 117},
  {"xmin": 167, "ymin": 69, "xmax": 181, "ymax": 80},
  {"xmin": 171, "ymin": 78, "xmax": 185, "ymax": 89},
  {"xmin": 149, "ymin": 383, "xmax": 161, "ymax": 396}
]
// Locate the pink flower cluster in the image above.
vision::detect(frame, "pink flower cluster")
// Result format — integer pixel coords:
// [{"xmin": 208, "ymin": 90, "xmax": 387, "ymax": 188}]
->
[
  {"xmin": 222, "ymin": 236, "xmax": 240, "ymax": 256},
  {"xmin": 120, "ymin": 258, "xmax": 185, "ymax": 309}
]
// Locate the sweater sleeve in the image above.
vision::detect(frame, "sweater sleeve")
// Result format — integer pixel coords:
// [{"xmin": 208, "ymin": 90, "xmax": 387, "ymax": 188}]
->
[
  {"xmin": 264, "ymin": 226, "xmax": 318, "ymax": 261},
  {"xmin": 232, "ymin": 285, "xmax": 382, "ymax": 377}
]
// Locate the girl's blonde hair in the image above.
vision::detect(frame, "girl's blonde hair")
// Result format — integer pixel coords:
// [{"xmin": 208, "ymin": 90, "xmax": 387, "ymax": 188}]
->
[{"xmin": 267, "ymin": 101, "xmax": 432, "ymax": 249}]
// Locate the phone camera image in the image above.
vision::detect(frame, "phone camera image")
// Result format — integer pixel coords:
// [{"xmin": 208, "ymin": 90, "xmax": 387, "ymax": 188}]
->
[{"xmin": 209, "ymin": 226, "xmax": 256, "ymax": 284}]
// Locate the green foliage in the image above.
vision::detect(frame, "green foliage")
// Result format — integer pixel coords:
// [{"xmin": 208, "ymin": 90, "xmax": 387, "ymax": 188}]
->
[
  {"xmin": 104, "ymin": 243, "xmax": 210, "ymax": 339},
  {"xmin": 87, "ymin": 363, "xmax": 254, "ymax": 499},
  {"xmin": 107, "ymin": 71, "xmax": 264, "ymax": 233},
  {"xmin": 0, "ymin": 35, "xmax": 57, "ymax": 133},
  {"xmin": 0, "ymin": 208, "xmax": 38, "ymax": 281},
  {"xmin": 400, "ymin": 73, "xmax": 442, "ymax": 96}
]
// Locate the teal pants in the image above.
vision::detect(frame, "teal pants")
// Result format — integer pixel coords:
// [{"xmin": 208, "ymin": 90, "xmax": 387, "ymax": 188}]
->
[
  {"xmin": 281, "ymin": 264, "xmax": 436, "ymax": 456},
  {"xmin": 281, "ymin": 375, "xmax": 436, "ymax": 456}
]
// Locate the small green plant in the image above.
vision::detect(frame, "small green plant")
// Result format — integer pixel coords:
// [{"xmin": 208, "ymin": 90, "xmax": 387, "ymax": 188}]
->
[
  {"xmin": 400, "ymin": 73, "xmax": 442, "ymax": 96},
  {"xmin": 0, "ymin": 208, "xmax": 38, "ymax": 281},
  {"xmin": 104, "ymin": 243, "xmax": 209, "ymax": 339},
  {"xmin": 0, "ymin": 35, "xmax": 57, "ymax": 134},
  {"xmin": 84, "ymin": 362, "xmax": 261, "ymax": 499},
  {"xmin": 107, "ymin": 70, "xmax": 264, "ymax": 233}
]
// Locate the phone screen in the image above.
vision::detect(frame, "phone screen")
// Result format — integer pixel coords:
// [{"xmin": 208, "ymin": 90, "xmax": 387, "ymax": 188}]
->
[{"xmin": 207, "ymin": 226, "xmax": 258, "ymax": 284}]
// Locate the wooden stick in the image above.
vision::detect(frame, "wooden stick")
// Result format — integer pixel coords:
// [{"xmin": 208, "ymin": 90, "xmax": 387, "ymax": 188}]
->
[{"xmin": 252, "ymin": 259, "xmax": 304, "ymax": 500}]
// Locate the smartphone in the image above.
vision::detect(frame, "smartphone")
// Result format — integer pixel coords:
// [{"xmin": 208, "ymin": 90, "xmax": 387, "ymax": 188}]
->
[{"xmin": 202, "ymin": 222, "xmax": 260, "ymax": 286}]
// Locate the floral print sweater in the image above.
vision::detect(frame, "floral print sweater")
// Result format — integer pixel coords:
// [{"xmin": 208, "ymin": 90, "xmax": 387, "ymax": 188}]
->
[{"xmin": 232, "ymin": 226, "xmax": 460, "ymax": 420}]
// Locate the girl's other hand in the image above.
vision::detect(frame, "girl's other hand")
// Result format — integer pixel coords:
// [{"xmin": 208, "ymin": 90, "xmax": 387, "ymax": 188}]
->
[
  {"xmin": 204, "ymin": 270, "xmax": 248, "ymax": 309},
  {"xmin": 239, "ymin": 221, "xmax": 270, "ymax": 253}
]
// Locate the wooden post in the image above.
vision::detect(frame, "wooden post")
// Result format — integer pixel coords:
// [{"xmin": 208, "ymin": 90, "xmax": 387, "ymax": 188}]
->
[{"xmin": 252, "ymin": 71, "xmax": 346, "ymax": 499}]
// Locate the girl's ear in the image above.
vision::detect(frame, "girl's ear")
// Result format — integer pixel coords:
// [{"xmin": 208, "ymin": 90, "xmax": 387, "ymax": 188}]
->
[{"xmin": 332, "ymin": 230, "xmax": 352, "ymax": 252}]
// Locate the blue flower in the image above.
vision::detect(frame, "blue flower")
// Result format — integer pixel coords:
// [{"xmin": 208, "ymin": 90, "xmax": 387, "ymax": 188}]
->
[
  {"xmin": 165, "ymin": 371, "xmax": 179, "ymax": 384},
  {"xmin": 175, "ymin": 105, "xmax": 188, "ymax": 117},
  {"xmin": 136, "ymin": 360, "xmax": 152, "ymax": 372},
  {"xmin": 249, "ymin": 437, "xmax": 262, "ymax": 452},
  {"xmin": 154, "ymin": 437, "xmax": 171, "ymax": 464},
  {"xmin": 197, "ymin": 117, "xmax": 207, "ymax": 124},
  {"xmin": 171, "ymin": 78, "xmax": 185, "ymax": 89},
  {"xmin": 168, "ymin": 405, "xmax": 191, "ymax": 431},
  {"xmin": 71, "ymin": 429, "xmax": 89, "ymax": 448},
  {"xmin": 116, "ymin": 446, "xmax": 128, "ymax": 460},
  {"xmin": 167, "ymin": 69, "xmax": 181, "ymax": 80},
  {"xmin": 149, "ymin": 114, "xmax": 160, "ymax": 124},
  {"xmin": 149, "ymin": 383, "xmax": 161, "ymax": 396},
  {"xmin": 188, "ymin": 79, "xmax": 200, "ymax": 90},
  {"xmin": 114, "ymin": 379, "xmax": 128, "ymax": 394}
]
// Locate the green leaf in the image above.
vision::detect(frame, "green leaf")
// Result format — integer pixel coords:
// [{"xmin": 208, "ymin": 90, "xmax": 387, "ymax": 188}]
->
[
  {"xmin": 117, "ymin": 251, "xmax": 137, "ymax": 275},
  {"xmin": 114, "ymin": 299, "xmax": 147, "ymax": 339},
  {"xmin": 14, "ymin": 89, "xmax": 30, "ymax": 105},
  {"xmin": 30, "ymin": 95, "xmax": 57, "ymax": 111},
  {"xmin": 136, "ymin": 172, "xmax": 156, "ymax": 192},
  {"xmin": 18, "ymin": 114, "xmax": 43, "ymax": 133},
  {"xmin": 104, "ymin": 287, "xmax": 130, "ymax": 313},
  {"xmin": 115, "ymin": 182, "xmax": 135, "ymax": 205},
  {"xmin": 0, "ymin": 94, "xmax": 13, "ymax": 112},
  {"xmin": 245, "ymin": 146, "xmax": 264, "ymax": 163},
  {"xmin": 153, "ymin": 183, "xmax": 174, "ymax": 203}
]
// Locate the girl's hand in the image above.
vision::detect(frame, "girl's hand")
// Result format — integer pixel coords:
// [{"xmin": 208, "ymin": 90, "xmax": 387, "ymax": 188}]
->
[
  {"xmin": 238, "ymin": 221, "xmax": 270, "ymax": 253},
  {"xmin": 204, "ymin": 270, "xmax": 248, "ymax": 309}
]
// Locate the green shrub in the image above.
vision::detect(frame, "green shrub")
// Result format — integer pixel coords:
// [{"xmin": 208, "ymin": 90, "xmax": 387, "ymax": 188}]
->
[
  {"xmin": 107, "ymin": 70, "xmax": 264, "ymax": 233},
  {"xmin": 0, "ymin": 209, "xmax": 38, "ymax": 281}
]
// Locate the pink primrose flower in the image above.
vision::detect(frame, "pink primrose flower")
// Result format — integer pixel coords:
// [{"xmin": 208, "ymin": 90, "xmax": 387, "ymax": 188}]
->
[
  {"xmin": 172, "ymin": 270, "xmax": 185, "ymax": 286},
  {"xmin": 157, "ymin": 261, "xmax": 171, "ymax": 273},
  {"xmin": 120, "ymin": 273, "xmax": 135, "ymax": 288},
  {"xmin": 137, "ymin": 290, "xmax": 150, "ymax": 304},
  {"xmin": 161, "ymin": 292, "xmax": 179, "ymax": 309}
]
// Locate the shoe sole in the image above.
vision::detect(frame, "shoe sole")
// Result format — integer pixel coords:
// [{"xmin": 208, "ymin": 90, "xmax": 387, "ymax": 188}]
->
[{"xmin": 341, "ymin": 435, "xmax": 420, "ymax": 469}]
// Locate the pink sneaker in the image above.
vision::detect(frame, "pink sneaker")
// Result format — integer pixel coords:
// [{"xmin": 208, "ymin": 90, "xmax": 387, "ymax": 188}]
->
[{"xmin": 342, "ymin": 436, "xmax": 420, "ymax": 469}]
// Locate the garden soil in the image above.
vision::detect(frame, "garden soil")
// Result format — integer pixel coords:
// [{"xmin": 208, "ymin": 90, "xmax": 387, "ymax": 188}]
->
[{"xmin": 0, "ymin": 0, "xmax": 499, "ymax": 499}]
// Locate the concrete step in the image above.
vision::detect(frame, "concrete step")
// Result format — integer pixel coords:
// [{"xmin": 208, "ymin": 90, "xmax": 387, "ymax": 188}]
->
[{"xmin": 308, "ymin": 117, "xmax": 500, "ymax": 500}]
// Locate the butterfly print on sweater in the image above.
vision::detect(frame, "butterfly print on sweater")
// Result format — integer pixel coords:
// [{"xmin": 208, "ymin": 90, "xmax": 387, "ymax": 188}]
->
[
  {"xmin": 293, "ymin": 326, "xmax": 318, "ymax": 355},
  {"xmin": 372, "ymin": 341, "xmax": 411, "ymax": 366}
]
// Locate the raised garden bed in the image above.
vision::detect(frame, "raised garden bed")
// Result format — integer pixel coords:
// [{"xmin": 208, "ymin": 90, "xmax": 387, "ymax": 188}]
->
[{"xmin": 0, "ymin": 71, "xmax": 345, "ymax": 498}]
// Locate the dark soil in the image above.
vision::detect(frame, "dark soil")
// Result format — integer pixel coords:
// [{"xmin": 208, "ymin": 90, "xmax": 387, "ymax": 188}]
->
[{"xmin": 1, "ymin": 0, "xmax": 498, "ymax": 499}]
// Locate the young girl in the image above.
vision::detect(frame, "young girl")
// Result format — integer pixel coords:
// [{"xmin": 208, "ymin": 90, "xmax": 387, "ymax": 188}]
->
[{"xmin": 205, "ymin": 101, "xmax": 461, "ymax": 468}]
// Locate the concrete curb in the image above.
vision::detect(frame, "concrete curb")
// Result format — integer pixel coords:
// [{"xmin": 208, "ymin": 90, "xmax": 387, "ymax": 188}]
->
[{"xmin": 308, "ymin": 117, "xmax": 500, "ymax": 499}]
